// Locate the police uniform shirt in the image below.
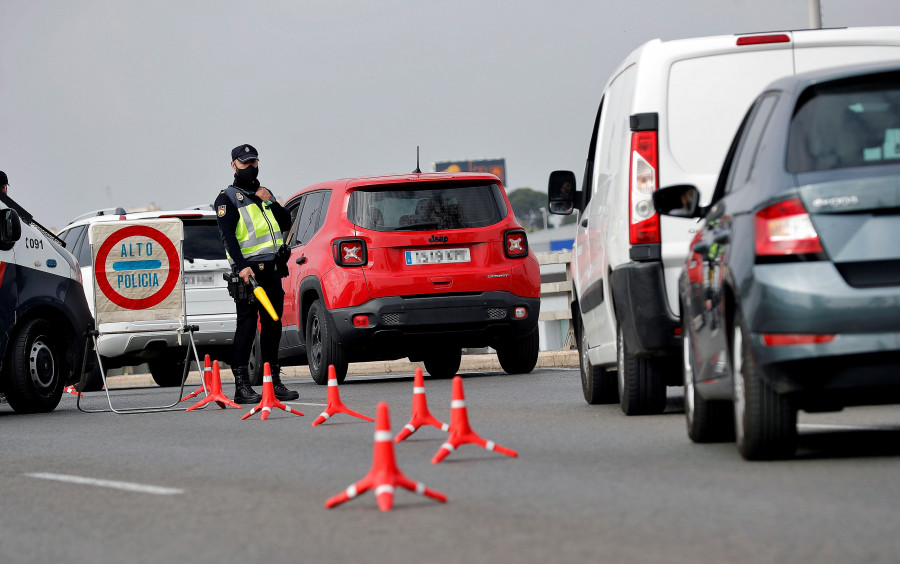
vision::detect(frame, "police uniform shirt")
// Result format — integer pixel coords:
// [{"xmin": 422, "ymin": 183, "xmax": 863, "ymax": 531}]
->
[{"xmin": 214, "ymin": 186, "xmax": 292, "ymax": 274}]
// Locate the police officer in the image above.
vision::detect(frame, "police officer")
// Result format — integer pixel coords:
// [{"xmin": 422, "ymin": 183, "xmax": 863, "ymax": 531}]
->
[{"xmin": 214, "ymin": 144, "xmax": 299, "ymax": 403}]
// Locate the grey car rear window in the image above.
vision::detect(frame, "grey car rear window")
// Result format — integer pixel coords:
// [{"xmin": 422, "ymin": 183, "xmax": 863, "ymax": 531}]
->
[
  {"xmin": 183, "ymin": 219, "xmax": 226, "ymax": 260},
  {"xmin": 347, "ymin": 183, "xmax": 507, "ymax": 232},
  {"xmin": 787, "ymin": 75, "xmax": 900, "ymax": 172}
]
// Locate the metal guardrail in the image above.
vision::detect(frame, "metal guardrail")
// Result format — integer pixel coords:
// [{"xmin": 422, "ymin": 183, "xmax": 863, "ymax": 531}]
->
[{"xmin": 536, "ymin": 251, "xmax": 576, "ymax": 350}]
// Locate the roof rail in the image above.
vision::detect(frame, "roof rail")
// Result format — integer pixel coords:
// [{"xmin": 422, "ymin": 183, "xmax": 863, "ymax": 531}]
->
[{"xmin": 67, "ymin": 207, "xmax": 128, "ymax": 225}]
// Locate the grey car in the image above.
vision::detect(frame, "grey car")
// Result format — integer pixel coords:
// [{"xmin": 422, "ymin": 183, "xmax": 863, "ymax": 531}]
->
[{"xmin": 654, "ymin": 61, "xmax": 900, "ymax": 460}]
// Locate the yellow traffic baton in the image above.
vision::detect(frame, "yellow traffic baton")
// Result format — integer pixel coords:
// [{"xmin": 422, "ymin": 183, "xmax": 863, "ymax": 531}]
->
[{"xmin": 248, "ymin": 276, "xmax": 279, "ymax": 321}]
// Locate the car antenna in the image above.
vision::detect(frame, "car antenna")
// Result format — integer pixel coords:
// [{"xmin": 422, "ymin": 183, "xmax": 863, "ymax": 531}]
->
[{"xmin": 413, "ymin": 146, "xmax": 421, "ymax": 174}]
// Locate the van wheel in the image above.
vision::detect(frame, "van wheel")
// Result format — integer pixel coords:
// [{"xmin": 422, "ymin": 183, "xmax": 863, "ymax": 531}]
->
[
  {"xmin": 247, "ymin": 329, "xmax": 263, "ymax": 386},
  {"xmin": 577, "ymin": 313, "xmax": 618, "ymax": 404},
  {"xmin": 307, "ymin": 299, "xmax": 347, "ymax": 385},
  {"xmin": 3, "ymin": 319, "xmax": 65, "ymax": 413},
  {"xmin": 683, "ymin": 311, "xmax": 734, "ymax": 442},
  {"xmin": 732, "ymin": 313, "xmax": 797, "ymax": 460},
  {"xmin": 497, "ymin": 330, "xmax": 539, "ymax": 374},
  {"xmin": 423, "ymin": 347, "xmax": 462, "ymax": 379},
  {"xmin": 148, "ymin": 356, "xmax": 188, "ymax": 387},
  {"xmin": 616, "ymin": 326, "xmax": 666, "ymax": 415}
]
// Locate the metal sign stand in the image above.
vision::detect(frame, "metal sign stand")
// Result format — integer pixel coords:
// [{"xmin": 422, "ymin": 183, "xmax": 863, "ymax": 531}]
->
[{"xmin": 75, "ymin": 325, "xmax": 206, "ymax": 414}]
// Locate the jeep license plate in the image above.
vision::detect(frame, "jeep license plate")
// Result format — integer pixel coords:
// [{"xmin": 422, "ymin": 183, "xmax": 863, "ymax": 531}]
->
[
  {"xmin": 405, "ymin": 248, "xmax": 471, "ymax": 265},
  {"xmin": 184, "ymin": 273, "xmax": 216, "ymax": 287}
]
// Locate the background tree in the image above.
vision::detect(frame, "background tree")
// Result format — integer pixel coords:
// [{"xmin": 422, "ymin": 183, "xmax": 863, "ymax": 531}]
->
[{"xmin": 508, "ymin": 187, "xmax": 549, "ymax": 230}]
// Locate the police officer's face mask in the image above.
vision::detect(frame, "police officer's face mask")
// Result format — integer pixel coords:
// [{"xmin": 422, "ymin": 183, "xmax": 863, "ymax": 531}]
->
[{"xmin": 235, "ymin": 163, "xmax": 259, "ymax": 183}]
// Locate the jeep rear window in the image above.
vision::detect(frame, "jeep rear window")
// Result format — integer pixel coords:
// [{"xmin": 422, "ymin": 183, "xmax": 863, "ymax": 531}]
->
[
  {"xmin": 787, "ymin": 74, "xmax": 900, "ymax": 172},
  {"xmin": 183, "ymin": 219, "xmax": 226, "ymax": 261},
  {"xmin": 347, "ymin": 183, "xmax": 507, "ymax": 231}
]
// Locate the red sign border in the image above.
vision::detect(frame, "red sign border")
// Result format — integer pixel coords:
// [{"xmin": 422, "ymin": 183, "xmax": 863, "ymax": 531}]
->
[{"xmin": 94, "ymin": 225, "xmax": 181, "ymax": 310}]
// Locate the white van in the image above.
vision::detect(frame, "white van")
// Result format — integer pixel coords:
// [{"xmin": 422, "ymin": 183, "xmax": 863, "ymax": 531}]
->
[
  {"xmin": 548, "ymin": 27, "xmax": 900, "ymax": 415},
  {"xmin": 0, "ymin": 193, "xmax": 94, "ymax": 413}
]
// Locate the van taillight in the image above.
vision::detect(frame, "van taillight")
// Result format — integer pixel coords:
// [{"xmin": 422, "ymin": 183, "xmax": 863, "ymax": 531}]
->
[
  {"xmin": 504, "ymin": 229, "xmax": 528, "ymax": 258},
  {"xmin": 629, "ymin": 130, "xmax": 660, "ymax": 245},
  {"xmin": 736, "ymin": 34, "xmax": 790, "ymax": 46},
  {"xmin": 332, "ymin": 238, "xmax": 368, "ymax": 266},
  {"xmin": 754, "ymin": 198, "xmax": 823, "ymax": 257}
]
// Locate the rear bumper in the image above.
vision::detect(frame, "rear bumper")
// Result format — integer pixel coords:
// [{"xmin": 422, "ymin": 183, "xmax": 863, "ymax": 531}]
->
[
  {"xmin": 609, "ymin": 261, "xmax": 679, "ymax": 356},
  {"xmin": 97, "ymin": 314, "xmax": 236, "ymax": 359},
  {"xmin": 329, "ymin": 292, "xmax": 540, "ymax": 355},
  {"xmin": 746, "ymin": 263, "xmax": 900, "ymax": 405}
]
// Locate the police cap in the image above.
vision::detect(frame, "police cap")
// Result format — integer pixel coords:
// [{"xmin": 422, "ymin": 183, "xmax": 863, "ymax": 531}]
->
[
  {"xmin": 0, "ymin": 171, "xmax": 8, "ymax": 186},
  {"xmin": 231, "ymin": 145, "xmax": 260, "ymax": 163}
]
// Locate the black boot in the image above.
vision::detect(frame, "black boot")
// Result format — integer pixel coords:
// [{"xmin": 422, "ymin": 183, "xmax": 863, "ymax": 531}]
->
[
  {"xmin": 232, "ymin": 366, "xmax": 261, "ymax": 404},
  {"xmin": 270, "ymin": 364, "xmax": 299, "ymax": 401}
]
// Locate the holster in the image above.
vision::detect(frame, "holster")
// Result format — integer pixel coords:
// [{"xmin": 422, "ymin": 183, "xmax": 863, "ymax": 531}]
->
[
  {"xmin": 275, "ymin": 244, "xmax": 290, "ymax": 278},
  {"xmin": 223, "ymin": 271, "xmax": 255, "ymax": 302}
]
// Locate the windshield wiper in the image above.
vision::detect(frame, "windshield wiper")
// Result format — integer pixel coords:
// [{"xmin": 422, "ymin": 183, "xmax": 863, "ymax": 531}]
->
[{"xmin": 394, "ymin": 221, "xmax": 440, "ymax": 231}]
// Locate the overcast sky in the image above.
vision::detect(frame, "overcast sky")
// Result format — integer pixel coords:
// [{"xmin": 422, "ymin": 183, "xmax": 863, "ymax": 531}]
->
[{"xmin": 3, "ymin": 0, "xmax": 900, "ymax": 230}]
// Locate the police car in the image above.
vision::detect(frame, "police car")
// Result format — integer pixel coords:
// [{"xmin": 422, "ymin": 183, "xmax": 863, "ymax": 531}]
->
[
  {"xmin": 0, "ymin": 192, "xmax": 94, "ymax": 413},
  {"xmin": 57, "ymin": 206, "xmax": 238, "ymax": 389}
]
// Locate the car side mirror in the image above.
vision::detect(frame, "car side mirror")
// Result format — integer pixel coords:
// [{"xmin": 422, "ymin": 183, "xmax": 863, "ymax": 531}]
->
[
  {"xmin": 653, "ymin": 185, "xmax": 702, "ymax": 219},
  {"xmin": 0, "ymin": 208, "xmax": 22, "ymax": 250},
  {"xmin": 548, "ymin": 170, "xmax": 579, "ymax": 215}
]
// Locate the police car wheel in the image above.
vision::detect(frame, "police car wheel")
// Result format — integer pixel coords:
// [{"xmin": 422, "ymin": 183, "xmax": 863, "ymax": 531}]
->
[
  {"xmin": 3, "ymin": 319, "xmax": 65, "ymax": 413},
  {"xmin": 306, "ymin": 299, "xmax": 347, "ymax": 385},
  {"xmin": 148, "ymin": 356, "xmax": 188, "ymax": 387}
]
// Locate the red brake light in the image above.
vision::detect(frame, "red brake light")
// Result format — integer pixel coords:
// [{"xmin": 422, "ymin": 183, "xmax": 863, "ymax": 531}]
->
[
  {"xmin": 504, "ymin": 229, "xmax": 528, "ymax": 258},
  {"xmin": 629, "ymin": 130, "xmax": 660, "ymax": 245},
  {"xmin": 754, "ymin": 198, "xmax": 823, "ymax": 256},
  {"xmin": 332, "ymin": 238, "xmax": 368, "ymax": 266},
  {"xmin": 736, "ymin": 34, "xmax": 790, "ymax": 46},
  {"xmin": 762, "ymin": 334, "xmax": 836, "ymax": 346}
]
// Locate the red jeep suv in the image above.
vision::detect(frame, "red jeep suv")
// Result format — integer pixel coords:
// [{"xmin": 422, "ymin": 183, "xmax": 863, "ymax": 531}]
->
[{"xmin": 278, "ymin": 172, "xmax": 541, "ymax": 384}]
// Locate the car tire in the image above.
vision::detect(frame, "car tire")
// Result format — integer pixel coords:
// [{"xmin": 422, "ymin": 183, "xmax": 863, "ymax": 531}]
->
[
  {"xmin": 497, "ymin": 330, "xmax": 539, "ymax": 375},
  {"xmin": 683, "ymin": 311, "xmax": 734, "ymax": 442},
  {"xmin": 148, "ymin": 356, "xmax": 188, "ymax": 388},
  {"xmin": 306, "ymin": 299, "xmax": 347, "ymax": 385},
  {"xmin": 3, "ymin": 319, "xmax": 65, "ymax": 413},
  {"xmin": 247, "ymin": 329, "xmax": 263, "ymax": 386},
  {"xmin": 731, "ymin": 312, "xmax": 797, "ymax": 460},
  {"xmin": 423, "ymin": 347, "xmax": 462, "ymax": 379},
  {"xmin": 616, "ymin": 325, "xmax": 667, "ymax": 416},
  {"xmin": 577, "ymin": 313, "xmax": 618, "ymax": 404}
]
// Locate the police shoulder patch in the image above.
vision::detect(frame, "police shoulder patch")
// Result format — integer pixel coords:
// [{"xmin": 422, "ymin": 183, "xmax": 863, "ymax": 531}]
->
[
  {"xmin": 236, "ymin": 193, "xmax": 244, "ymax": 201},
  {"xmin": 217, "ymin": 205, "xmax": 226, "ymax": 217}
]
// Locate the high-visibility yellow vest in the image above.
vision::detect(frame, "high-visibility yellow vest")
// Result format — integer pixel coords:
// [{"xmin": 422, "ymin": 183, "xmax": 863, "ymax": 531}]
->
[{"xmin": 224, "ymin": 186, "xmax": 285, "ymax": 265}]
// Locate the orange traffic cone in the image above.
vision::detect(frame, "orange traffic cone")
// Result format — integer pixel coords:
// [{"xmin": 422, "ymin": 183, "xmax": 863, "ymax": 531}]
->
[
  {"xmin": 394, "ymin": 368, "xmax": 448, "ymax": 442},
  {"xmin": 186, "ymin": 360, "xmax": 243, "ymax": 411},
  {"xmin": 64, "ymin": 385, "xmax": 83, "ymax": 398},
  {"xmin": 241, "ymin": 362, "xmax": 304, "ymax": 421},
  {"xmin": 311, "ymin": 365, "xmax": 374, "ymax": 427},
  {"xmin": 181, "ymin": 354, "xmax": 214, "ymax": 402},
  {"xmin": 325, "ymin": 402, "xmax": 447, "ymax": 511},
  {"xmin": 431, "ymin": 376, "xmax": 518, "ymax": 464}
]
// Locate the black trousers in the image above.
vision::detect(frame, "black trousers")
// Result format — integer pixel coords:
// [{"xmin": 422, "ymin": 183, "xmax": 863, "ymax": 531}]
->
[{"xmin": 232, "ymin": 264, "xmax": 285, "ymax": 371}]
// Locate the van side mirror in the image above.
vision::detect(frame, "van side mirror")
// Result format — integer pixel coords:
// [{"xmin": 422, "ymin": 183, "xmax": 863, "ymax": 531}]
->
[
  {"xmin": 0, "ymin": 208, "xmax": 22, "ymax": 250},
  {"xmin": 548, "ymin": 170, "xmax": 578, "ymax": 215},
  {"xmin": 653, "ymin": 185, "xmax": 702, "ymax": 219}
]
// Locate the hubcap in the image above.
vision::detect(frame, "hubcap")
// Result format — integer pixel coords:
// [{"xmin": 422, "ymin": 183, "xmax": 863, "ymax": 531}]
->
[
  {"xmin": 683, "ymin": 327, "xmax": 695, "ymax": 426},
  {"xmin": 29, "ymin": 337, "xmax": 56, "ymax": 392},
  {"xmin": 616, "ymin": 328, "xmax": 625, "ymax": 400},
  {"xmin": 732, "ymin": 325, "xmax": 745, "ymax": 445},
  {"xmin": 310, "ymin": 315, "xmax": 322, "ymax": 371}
]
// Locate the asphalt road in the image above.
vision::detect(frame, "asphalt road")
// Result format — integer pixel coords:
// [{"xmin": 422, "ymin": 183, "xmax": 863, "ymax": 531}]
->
[{"xmin": 1, "ymin": 367, "xmax": 899, "ymax": 564}]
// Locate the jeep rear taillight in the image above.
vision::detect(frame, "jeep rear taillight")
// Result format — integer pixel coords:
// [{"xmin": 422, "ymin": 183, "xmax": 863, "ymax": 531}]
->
[
  {"xmin": 629, "ymin": 130, "xmax": 660, "ymax": 245},
  {"xmin": 755, "ymin": 198, "xmax": 823, "ymax": 257},
  {"xmin": 504, "ymin": 229, "xmax": 528, "ymax": 258},
  {"xmin": 332, "ymin": 238, "xmax": 368, "ymax": 267}
]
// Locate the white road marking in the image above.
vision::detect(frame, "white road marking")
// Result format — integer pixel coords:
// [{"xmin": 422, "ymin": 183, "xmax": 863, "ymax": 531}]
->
[{"xmin": 26, "ymin": 473, "xmax": 183, "ymax": 495}]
